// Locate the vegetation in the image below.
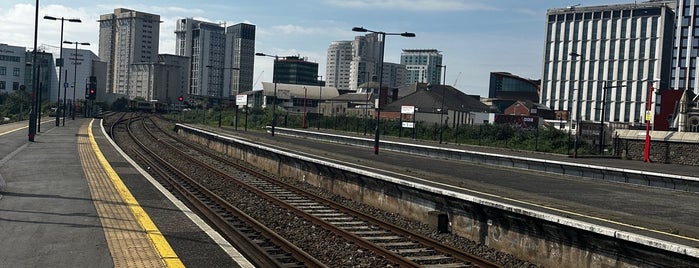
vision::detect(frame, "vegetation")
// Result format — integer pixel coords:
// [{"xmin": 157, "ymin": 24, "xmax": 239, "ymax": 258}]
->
[
  {"xmin": 166, "ymin": 106, "xmax": 599, "ymax": 156},
  {"xmin": 2, "ymin": 92, "xmax": 598, "ymax": 155}
]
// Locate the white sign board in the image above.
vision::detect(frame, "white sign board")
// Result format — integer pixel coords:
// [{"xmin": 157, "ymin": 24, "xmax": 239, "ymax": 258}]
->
[
  {"xmin": 401, "ymin": 105, "xmax": 415, "ymax": 114},
  {"xmin": 236, "ymin": 94, "xmax": 248, "ymax": 106},
  {"xmin": 402, "ymin": 122, "xmax": 415, "ymax": 128}
]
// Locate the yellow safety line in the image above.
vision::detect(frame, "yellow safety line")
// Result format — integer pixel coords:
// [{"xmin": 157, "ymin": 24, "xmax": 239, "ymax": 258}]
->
[
  {"xmin": 87, "ymin": 120, "xmax": 185, "ymax": 268},
  {"xmin": 0, "ymin": 126, "xmax": 27, "ymax": 136}
]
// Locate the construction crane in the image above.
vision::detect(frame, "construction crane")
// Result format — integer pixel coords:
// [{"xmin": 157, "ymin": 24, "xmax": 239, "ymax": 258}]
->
[
  {"xmin": 253, "ymin": 70, "xmax": 264, "ymax": 88},
  {"xmin": 453, "ymin": 72, "xmax": 461, "ymax": 87}
]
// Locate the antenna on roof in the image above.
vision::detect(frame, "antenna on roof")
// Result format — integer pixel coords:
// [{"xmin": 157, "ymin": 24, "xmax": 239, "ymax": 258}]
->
[{"xmin": 568, "ymin": 3, "xmax": 580, "ymax": 9}]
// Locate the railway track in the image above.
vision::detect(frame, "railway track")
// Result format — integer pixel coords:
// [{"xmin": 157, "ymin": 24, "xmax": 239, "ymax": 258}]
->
[{"xmin": 110, "ymin": 113, "xmax": 503, "ymax": 267}]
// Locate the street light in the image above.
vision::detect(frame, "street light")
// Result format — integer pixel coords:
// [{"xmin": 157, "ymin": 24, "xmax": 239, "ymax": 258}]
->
[
  {"xmin": 44, "ymin": 15, "xmax": 81, "ymax": 126},
  {"xmin": 436, "ymin": 64, "xmax": 447, "ymax": 144},
  {"xmin": 352, "ymin": 26, "xmax": 415, "ymax": 155},
  {"xmin": 317, "ymin": 75, "xmax": 323, "ymax": 130},
  {"xmin": 28, "ymin": 0, "xmax": 40, "ymax": 142},
  {"xmin": 569, "ymin": 51, "xmax": 584, "ymax": 158},
  {"xmin": 206, "ymin": 65, "xmax": 239, "ymax": 127},
  {"xmin": 256, "ymin": 52, "xmax": 292, "ymax": 136},
  {"xmin": 63, "ymin": 41, "xmax": 89, "ymax": 121},
  {"xmin": 598, "ymin": 81, "xmax": 625, "ymax": 154}
]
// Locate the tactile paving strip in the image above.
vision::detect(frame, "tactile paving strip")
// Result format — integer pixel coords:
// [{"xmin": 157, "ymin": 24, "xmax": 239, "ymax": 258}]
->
[{"xmin": 77, "ymin": 123, "xmax": 167, "ymax": 268}]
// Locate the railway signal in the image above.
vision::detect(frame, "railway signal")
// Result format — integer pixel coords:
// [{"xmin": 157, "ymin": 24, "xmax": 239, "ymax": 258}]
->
[{"xmin": 178, "ymin": 95, "xmax": 184, "ymax": 102}]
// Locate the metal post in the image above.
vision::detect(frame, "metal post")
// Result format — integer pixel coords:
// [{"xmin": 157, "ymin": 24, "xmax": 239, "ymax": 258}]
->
[
  {"xmin": 303, "ymin": 86, "xmax": 307, "ymax": 128},
  {"xmin": 374, "ymin": 32, "xmax": 385, "ymax": 155},
  {"xmin": 599, "ymin": 81, "xmax": 607, "ymax": 154},
  {"xmin": 28, "ymin": 0, "xmax": 39, "ymax": 142},
  {"xmin": 72, "ymin": 42, "xmax": 78, "ymax": 120},
  {"xmin": 317, "ymin": 75, "xmax": 322, "ymax": 130},
  {"xmin": 570, "ymin": 52, "xmax": 583, "ymax": 158},
  {"xmin": 437, "ymin": 64, "xmax": 446, "ymax": 144},
  {"xmin": 55, "ymin": 20, "xmax": 64, "ymax": 126},
  {"xmin": 644, "ymin": 82, "xmax": 654, "ymax": 163},
  {"xmin": 62, "ymin": 69, "xmax": 67, "ymax": 126}
]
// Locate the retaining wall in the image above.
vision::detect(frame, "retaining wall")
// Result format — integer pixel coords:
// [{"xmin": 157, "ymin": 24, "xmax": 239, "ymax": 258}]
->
[{"xmin": 175, "ymin": 124, "xmax": 698, "ymax": 267}]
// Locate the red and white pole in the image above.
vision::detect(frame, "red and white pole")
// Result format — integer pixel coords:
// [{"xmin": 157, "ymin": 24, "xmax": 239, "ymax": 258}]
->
[{"xmin": 643, "ymin": 82, "xmax": 653, "ymax": 163}]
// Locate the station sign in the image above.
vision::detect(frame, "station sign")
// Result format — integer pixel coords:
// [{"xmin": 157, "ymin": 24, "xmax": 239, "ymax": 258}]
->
[
  {"xmin": 236, "ymin": 94, "xmax": 248, "ymax": 106},
  {"xmin": 402, "ymin": 122, "xmax": 415, "ymax": 128},
  {"xmin": 401, "ymin": 105, "xmax": 415, "ymax": 114}
]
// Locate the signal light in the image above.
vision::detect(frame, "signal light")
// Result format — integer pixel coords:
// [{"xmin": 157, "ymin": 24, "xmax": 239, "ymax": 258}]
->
[{"xmin": 178, "ymin": 95, "xmax": 184, "ymax": 102}]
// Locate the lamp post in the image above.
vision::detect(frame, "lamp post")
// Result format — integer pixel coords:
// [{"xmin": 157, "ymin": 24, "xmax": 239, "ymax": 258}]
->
[
  {"xmin": 352, "ymin": 26, "xmax": 415, "ymax": 155},
  {"xmin": 436, "ymin": 64, "xmax": 446, "ymax": 144},
  {"xmin": 28, "ymin": 0, "xmax": 40, "ymax": 142},
  {"xmin": 256, "ymin": 53, "xmax": 292, "ymax": 136},
  {"xmin": 63, "ymin": 41, "xmax": 89, "ymax": 121},
  {"xmin": 598, "ymin": 81, "xmax": 625, "ymax": 154},
  {"xmin": 44, "ymin": 16, "xmax": 81, "ymax": 126},
  {"xmin": 569, "ymin": 52, "xmax": 584, "ymax": 158},
  {"xmin": 317, "ymin": 75, "xmax": 323, "ymax": 130}
]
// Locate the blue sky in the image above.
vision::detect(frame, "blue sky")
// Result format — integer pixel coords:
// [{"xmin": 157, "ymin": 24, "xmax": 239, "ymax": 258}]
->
[{"xmin": 1, "ymin": 0, "xmax": 623, "ymax": 97}]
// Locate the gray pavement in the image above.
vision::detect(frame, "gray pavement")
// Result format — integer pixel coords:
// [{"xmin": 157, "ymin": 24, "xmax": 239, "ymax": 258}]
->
[{"xmin": 0, "ymin": 119, "xmax": 112, "ymax": 267}]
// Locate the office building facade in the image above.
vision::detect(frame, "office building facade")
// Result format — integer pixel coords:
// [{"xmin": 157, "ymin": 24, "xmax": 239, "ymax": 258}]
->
[
  {"xmin": 541, "ymin": 2, "xmax": 674, "ymax": 125},
  {"xmin": 98, "ymin": 8, "xmax": 160, "ymax": 98},
  {"xmin": 273, "ymin": 56, "xmax": 319, "ymax": 85},
  {"xmin": 401, "ymin": 49, "xmax": 443, "ymax": 85}
]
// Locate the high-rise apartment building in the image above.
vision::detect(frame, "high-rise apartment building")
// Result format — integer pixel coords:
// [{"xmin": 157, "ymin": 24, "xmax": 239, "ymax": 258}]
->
[
  {"xmin": 326, "ymin": 41, "xmax": 352, "ymax": 90},
  {"xmin": 175, "ymin": 18, "xmax": 226, "ymax": 98},
  {"xmin": 326, "ymin": 33, "xmax": 408, "ymax": 92},
  {"xmin": 98, "ymin": 8, "xmax": 160, "ymax": 98},
  {"xmin": 225, "ymin": 23, "xmax": 256, "ymax": 94},
  {"xmin": 349, "ymin": 33, "xmax": 382, "ymax": 91},
  {"xmin": 401, "ymin": 49, "xmax": 443, "ymax": 85},
  {"xmin": 175, "ymin": 19, "xmax": 255, "ymax": 99},
  {"xmin": 541, "ymin": 2, "xmax": 674, "ymax": 125}
]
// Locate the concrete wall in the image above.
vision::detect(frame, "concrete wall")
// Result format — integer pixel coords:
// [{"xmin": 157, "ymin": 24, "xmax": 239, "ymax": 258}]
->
[
  {"xmin": 615, "ymin": 130, "xmax": 699, "ymax": 166},
  {"xmin": 175, "ymin": 124, "xmax": 698, "ymax": 267}
]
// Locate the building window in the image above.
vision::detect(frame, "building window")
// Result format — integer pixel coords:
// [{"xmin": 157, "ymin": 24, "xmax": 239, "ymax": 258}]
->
[
  {"xmin": 13, "ymin": 67, "xmax": 20, "ymax": 76},
  {"xmin": 0, "ymin": 67, "xmax": 5, "ymax": 75},
  {"xmin": 0, "ymin": 81, "xmax": 5, "ymax": 90}
]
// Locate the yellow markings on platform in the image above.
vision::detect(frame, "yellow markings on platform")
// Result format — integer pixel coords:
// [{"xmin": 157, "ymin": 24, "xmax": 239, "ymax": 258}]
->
[
  {"xmin": 85, "ymin": 120, "xmax": 184, "ymax": 268},
  {"xmin": 0, "ymin": 125, "xmax": 26, "ymax": 136}
]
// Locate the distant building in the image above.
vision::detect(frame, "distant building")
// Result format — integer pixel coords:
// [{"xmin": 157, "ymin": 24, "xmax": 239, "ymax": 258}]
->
[
  {"xmin": 0, "ymin": 44, "xmax": 28, "ymax": 94},
  {"xmin": 326, "ymin": 41, "xmax": 353, "ymax": 90},
  {"xmin": 129, "ymin": 54, "xmax": 189, "ymax": 104},
  {"xmin": 62, "ymin": 47, "xmax": 101, "ymax": 102},
  {"xmin": 349, "ymin": 33, "xmax": 382, "ymax": 91},
  {"xmin": 488, "ymin": 72, "xmax": 540, "ymax": 113},
  {"xmin": 383, "ymin": 84, "xmax": 492, "ymax": 126},
  {"xmin": 541, "ymin": 2, "xmax": 674, "ymax": 126},
  {"xmin": 98, "ymin": 8, "xmax": 161, "ymax": 98},
  {"xmin": 225, "ymin": 23, "xmax": 256, "ymax": 93},
  {"xmin": 673, "ymin": 0, "xmax": 697, "ymax": 91},
  {"xmin": 401, "ymin": 49, "xmax": 443, "ymax": 85},
  {"xmin": 175, "ymin": 19, "xmax": 256, "ymax": 99},
  {"xmin": 274, "ymin": 56, "xmax": 319, "ymax": 86},
  {"xmin": 489, "ymin": 72, "xmax": 539, "ymax": 102}
]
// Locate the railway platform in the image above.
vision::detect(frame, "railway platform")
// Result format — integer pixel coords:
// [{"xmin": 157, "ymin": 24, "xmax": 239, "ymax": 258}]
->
[{"xmin": 0, "ymin": 119, "xmax": 250, "ymax": 268}]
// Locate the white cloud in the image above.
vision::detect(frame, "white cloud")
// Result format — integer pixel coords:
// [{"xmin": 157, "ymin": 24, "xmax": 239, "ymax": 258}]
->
[{"xmin": 323, "ymin": 0, "xmax": 496, "ymax": 11}]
